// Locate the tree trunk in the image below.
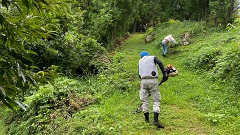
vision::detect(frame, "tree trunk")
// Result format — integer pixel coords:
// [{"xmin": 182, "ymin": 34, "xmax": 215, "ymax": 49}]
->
[
  {"xmin": 130, "ymin": 20, "xmax": 137, "ymax": 33},
  {"xmin": 204, "ymin": 0, "xmax": 210, "ymax": 20}
]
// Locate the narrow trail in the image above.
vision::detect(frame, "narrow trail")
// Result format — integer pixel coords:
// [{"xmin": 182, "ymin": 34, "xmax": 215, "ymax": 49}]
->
[{"xmin": 108, "ymin": 33, "xmax": 214, "ymax": 135}]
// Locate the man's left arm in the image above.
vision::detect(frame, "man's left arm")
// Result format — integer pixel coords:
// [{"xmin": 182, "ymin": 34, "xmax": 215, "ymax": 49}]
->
[{"xmin": 138, "ymin": 64, "xmax": 141, "ymax": 79}]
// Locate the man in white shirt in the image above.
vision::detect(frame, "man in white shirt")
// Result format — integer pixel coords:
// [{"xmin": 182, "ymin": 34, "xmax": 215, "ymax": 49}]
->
[
  {"xmin": 161, "ymin": 35, "xmax": 177, "ymax": 57},
  {"xmin": 138, "ymin": 51, "xmax": 168, "ymax": 128}
]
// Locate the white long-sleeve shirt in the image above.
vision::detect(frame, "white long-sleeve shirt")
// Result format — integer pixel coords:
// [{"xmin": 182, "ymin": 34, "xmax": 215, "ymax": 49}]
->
[{"xmin": 163, "ymin": 35, "xmax": 177, "ymax": 44}]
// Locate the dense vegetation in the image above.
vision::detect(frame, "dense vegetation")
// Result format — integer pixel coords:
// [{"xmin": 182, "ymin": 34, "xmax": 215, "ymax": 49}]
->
[
  {"xmin": 0, "ymin": 0, "xmax": 239, "ymax": 108},
  {"xmin": 1, "ymin": 19, "xmax": 240, "ymax": 134},
  {"xmin": 0, "ymin": 0, "xmax": 240, "ymax": 134}
]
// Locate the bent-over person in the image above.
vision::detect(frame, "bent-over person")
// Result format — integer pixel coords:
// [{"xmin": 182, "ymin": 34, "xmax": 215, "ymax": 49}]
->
[{"xmin": 138, "ymin": 51, "xmax": 168, "ymax": 128}]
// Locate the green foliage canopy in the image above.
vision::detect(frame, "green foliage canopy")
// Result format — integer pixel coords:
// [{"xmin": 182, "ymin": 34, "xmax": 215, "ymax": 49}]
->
[{"xmin": 0, "ymin": 0, "xmax": 70, "ymax": 109}]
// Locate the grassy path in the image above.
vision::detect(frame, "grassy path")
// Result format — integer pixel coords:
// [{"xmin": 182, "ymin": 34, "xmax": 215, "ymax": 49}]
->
[
  {"xmin": 97, "ymin": 33, "xmax": 215, "ymax": 135},
  {"xmin": 0, "ymin": 33, "xmax": 221, "ymax": 135}
]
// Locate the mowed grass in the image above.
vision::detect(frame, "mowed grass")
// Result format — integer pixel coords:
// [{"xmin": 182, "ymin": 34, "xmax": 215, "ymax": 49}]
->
[
  {"xmin": 93, "ymin": 33, "xmax": 218, "ymax": 135},
  {"xmin": 1, "ymin": 31, "xmax": 238, "ymax": 134},
  {"xmin": 111, "ymin": 22, "xmax": 240, "ymax": 134}
]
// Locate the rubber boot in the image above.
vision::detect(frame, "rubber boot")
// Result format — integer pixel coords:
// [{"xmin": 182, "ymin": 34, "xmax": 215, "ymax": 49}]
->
[
  {"xmin": 153, "ymin": 113, "xmax": 164, "ymax": 128},
  {"xmin": 144, "ymin": 112, "xmax": 149, "ymax": 123}
]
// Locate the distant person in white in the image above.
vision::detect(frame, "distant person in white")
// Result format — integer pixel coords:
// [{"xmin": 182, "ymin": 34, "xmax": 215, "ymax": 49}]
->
[{"xmin": 161, "ymin": 35, "xmax": 177, "ymax": 57}]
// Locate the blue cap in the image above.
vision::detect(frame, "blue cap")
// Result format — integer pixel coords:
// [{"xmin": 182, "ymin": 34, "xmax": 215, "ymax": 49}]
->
[{"xmin": 140, "ymin": 51, "xmax": 150, "ymax": 58}]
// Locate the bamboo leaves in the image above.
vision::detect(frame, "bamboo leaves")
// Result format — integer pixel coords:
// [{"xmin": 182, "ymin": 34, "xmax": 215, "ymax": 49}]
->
[{"xmin": 0, "ymin": 0, "xmax": 63, "ymax": 110}]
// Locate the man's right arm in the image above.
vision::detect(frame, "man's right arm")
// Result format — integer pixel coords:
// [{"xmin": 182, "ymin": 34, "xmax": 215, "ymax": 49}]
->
[
  {"xmin": 154, "ymin": 57, "xmax": 168, "ymax": 85},
  {"xmin": 154, "ymin": 57, "xmax": 166, "ymax": 77}
]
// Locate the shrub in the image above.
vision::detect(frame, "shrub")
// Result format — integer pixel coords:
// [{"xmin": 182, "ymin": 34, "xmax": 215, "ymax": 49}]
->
[
  {"xmin": 26, "ymin": 33, "xmax": 110, "ymax": 76},
  {"xmin": 210, "ymin": 45, "xmax": 240, "ymax": 93},
  {"xmin": 3, "ymin": 77, "xmax": 99, "ymax": 134},
  {"xmin": 184, "ymin": 47, "xmax": 222, "ymax": 71},
  {"xmin": 142, "ymin": 27, "xmax": 154, "ymax": 41}
]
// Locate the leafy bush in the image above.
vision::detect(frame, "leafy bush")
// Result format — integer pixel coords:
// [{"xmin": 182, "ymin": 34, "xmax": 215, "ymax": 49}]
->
[
  {"xmin": 184, "ymin": 47, "xmax": 222, "ymax": 71},
  {"xmin": 183, "ymin": 43, "xmax": 240, "ymax": 93},
  {"xmin": 27, "ymin": 34, "xmax": 110, "ymax": 76},
  {"xmin": 209, "ymin": 46, "xmax": 240, "ymax": 93},
  {"xmin": 3, "ymin": 77, "xmax": 99, "ymax": 134},
  {"xmin": 2, "ymin": 51, "xmax": 136, "ymax": 134},
  {"xmin": 142, "ymin": 27, "xmax": 154, "ymax": 41},
  {"xmin": 0, "ymin": 0, "xmax": 64, "ymax": 110},
  {"xmin": 181, "ymin": 19, "xmax": 240, "ymax": 93}
]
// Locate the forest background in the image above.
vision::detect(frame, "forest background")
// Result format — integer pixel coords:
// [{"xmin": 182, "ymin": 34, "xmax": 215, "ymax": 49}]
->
[{"xmin": 0, "ymin": 0, "xmax": 240, "ymax": 134}]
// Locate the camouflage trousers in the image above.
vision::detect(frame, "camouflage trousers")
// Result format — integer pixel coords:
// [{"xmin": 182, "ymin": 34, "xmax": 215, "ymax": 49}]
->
[{"xmin": 139, "ymin": 78, "xmax": 161, "ymax": 113}]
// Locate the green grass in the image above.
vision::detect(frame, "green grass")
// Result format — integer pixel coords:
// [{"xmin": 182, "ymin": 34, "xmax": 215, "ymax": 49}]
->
[
  {"xmin": 1, "ymin": 21, "xmax": 240, "ymax": 135},
  {"xmin": 81, "ymin": 31, "xmax": 238, "ymax": 134},
  {"xmin": 52, "ymin": 32, "xmax": 226, "ymax": 135},
  {"xmin": 98, "ymin": 33, "xmax": 214, "ymax": 135},
  {"xmin": 0, "ymin": 106, "xmax": 7, "ymax": 135}
]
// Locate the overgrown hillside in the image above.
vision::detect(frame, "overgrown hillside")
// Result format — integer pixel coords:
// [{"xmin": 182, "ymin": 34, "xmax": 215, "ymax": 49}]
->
[{"xmin": 0, "ymin": 20, "xmax": 240, "ymax": 135}]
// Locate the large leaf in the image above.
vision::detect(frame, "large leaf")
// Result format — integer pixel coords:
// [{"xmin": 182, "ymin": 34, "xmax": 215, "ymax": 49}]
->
[
  {"xmin": 0, "ymin": 86, "xmax": 6, "ymax": 97},
  {"xmin": 22, "ymin": 54, "xmax": 34, "ymax": 62},
  {"xmin": 26, "ymin": 50, "xmax": 38, "ymax": 55},
  {"xmin": 0, "ymin": 14, "xmax": 6, "ymax": 25},
  {"xmin": 1, "ymin": 98, "xmax": 14, "ymax": 110},
  {"xmin": 15, "ymin": 100, "xmax": 27, "ymax": 111},
  {"xmin": 17, "ymin": 62, "xmax": 27, "ymax": 84},
  {"xmin": 0, "ymin": 0, "xmax": 70, "ymax": 110},
  {"xmin": 1, "ymin": 0, "xmax": 11, "ymax": 9}
]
